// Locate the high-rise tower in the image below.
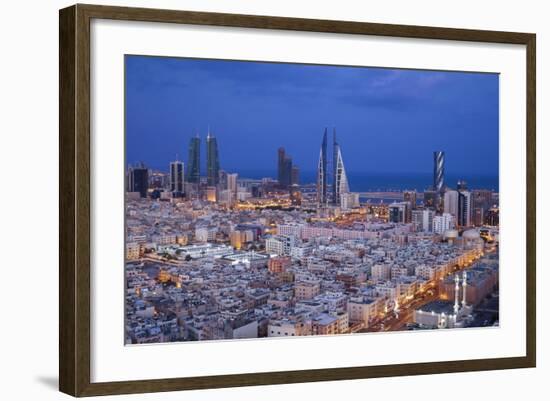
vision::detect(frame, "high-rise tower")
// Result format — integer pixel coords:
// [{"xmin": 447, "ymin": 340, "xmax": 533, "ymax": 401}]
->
[
  {"xmin": 206, "ymin": 129, "xmax": 220, "ymax": 186},
  {"xmin": 170, "ymin": 158, "xmax": 184, "ymax": 194},
  {"xmin": 433, "ymin": 151, "xmax": 445, "ymax": 212},
  {"xmin": 433, "ymin": 151, "xmax": 445, "ymax": 193},
  {"xmin": 457, "ymin": 189, "xmax": 472, "ymax": 227},
  {"xmin": 317, "ymin": 128, "xmax": 328, "ymax": 207},
  {"xmin": 127, "ymin": 162, "xmax": 149, "ymax": 198},
  {"xmin": 332, "ymin": 129, "xmax": 349, "ymax": 205},
  {"xmin": 277, "ymin": 147, "xmax": 293, "ymax": 189},
  {"xmin": 186, "ymin": 134, "xmax": 201, "ymax": 183}
]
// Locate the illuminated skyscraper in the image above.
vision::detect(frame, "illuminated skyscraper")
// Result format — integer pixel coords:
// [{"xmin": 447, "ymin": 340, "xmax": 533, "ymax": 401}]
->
[
  {"xmin": 433, "ymin": 151, "xmax": 445, "ymax": 212},
  {"xmin": 170, "ymin": 158, "xmax": 184, "ymax": 194},
  {"xmin": 457, "ymin": 189, "xmax": 472, "ymax": 227},
  {"xmin": 317, "ymin": 128, "xmax": 328, "ymax": 207},
  {"xmin": 186, "ymin": 135, "xmax": 201, "ymax": 183},
  {"xmin": 317, "ymin": 128, "xmax": 350, "ymax": 207},
  {"xmin": 433, "ymin": 151, "xmax": 445, "ymax": 193},
  {"xmin": 206, "ymin": 130, "xmax": 220, "ymax": 186},
  {"xmin": 332, "ymin": 129, "xmax": 349, "ymax": 205}
]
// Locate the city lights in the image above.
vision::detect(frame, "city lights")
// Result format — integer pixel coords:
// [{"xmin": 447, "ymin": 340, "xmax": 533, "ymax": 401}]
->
[{"xmin": 125, "ymin": 133, "xmax": 499, "ymax": 344}]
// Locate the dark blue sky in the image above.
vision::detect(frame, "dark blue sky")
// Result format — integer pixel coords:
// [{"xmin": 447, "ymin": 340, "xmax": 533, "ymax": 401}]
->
[{"xmin": 126, "ymin": 55, "xmax": 499, "ymax": 181}]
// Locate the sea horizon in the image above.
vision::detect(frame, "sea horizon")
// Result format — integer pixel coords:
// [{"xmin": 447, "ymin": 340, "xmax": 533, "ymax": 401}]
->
[
  {"xmin": 232, "ymin": 170, "xmax": 499, "ymax": 192},
  {"xmin": 141, "ymin": 165, "xmax": 499, "ymax": 192}
]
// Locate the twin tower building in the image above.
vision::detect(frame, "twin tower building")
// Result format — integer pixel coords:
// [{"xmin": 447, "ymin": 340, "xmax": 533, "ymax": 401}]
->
[
  {"xmin": 170, "ymin": 130, "xmax": 220, "ymax": 195},
  {"xmin": 317, "ymin": 128, "xmax": 350, "ymax": 208},
  {"xmin": 173, "ymin": 127, "xmax": 351, "ymax": 207}
]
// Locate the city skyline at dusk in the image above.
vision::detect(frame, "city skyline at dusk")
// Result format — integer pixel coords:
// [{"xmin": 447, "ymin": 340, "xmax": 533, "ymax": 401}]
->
[
  {"xmin": 124, "ymin": 55, "xmax": 500, "ymax": 345},
  {"xmin": 125, "ymin": 56, "xmax": 499, "ymax": 178}
]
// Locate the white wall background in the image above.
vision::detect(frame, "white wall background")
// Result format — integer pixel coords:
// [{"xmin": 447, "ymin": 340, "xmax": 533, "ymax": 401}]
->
[{"xmin": 0, "ymin": 0, "xmax": 546, "ymax": 400}]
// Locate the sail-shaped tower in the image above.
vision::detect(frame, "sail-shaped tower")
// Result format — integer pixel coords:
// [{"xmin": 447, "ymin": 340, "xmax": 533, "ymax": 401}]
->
[{"xmin": 332, "ymin": 129, "xmax": 350, "ymax": 205}]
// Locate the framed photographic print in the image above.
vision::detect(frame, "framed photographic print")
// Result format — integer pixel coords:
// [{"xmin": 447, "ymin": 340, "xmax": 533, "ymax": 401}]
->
[{"xmin": 59, "ymin": 4, "xmax": 536, "ymax": 397}]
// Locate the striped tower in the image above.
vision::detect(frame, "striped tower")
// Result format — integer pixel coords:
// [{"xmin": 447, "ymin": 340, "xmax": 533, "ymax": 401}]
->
[
  {"xmin": 433, "ymin": 151, "xmax": 445, "ymax": 212},
  {"xmin": 433, "ymin": 151, "xmax": 445, "ymax": 193}
]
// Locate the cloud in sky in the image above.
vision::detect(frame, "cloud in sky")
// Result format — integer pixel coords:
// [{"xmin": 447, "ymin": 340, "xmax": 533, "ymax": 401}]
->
[{"xmin": 125, "ymin": 55, "xmax": 498, "ymax": 178}]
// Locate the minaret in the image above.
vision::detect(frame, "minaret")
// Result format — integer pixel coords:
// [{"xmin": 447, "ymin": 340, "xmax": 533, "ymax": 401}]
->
[
  {"xmin": 453, "ymin": 274, "xmax": 460, "ymax": 314},
  {"xmin": 462, "ymin": 270, "xmax": 468, "ymax": 307}
]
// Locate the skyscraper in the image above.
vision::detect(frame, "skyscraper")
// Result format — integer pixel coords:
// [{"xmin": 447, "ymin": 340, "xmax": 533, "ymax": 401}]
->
[
  {"xmin": 433, "ymin": 151, "xmax": 445, "ymax": 193},
  {"xmin": 457, "ymin": 190, "xmax": 472, "ymax": 227},
  {"xmin": 186, "ymin": 135, "xmax": 201, "ymax": 183},
  {"xmin": 433, "ymin": 151, "xmax": 445, "ymax": 212},
  {"xmin": 206, "ymin": 130, "xmax": 220, "ymax": 186},
  {"xmin": 170, "ymin": 159, "xmax": 184, "ymax": 194},
  {"xmin": 443, "ymin": 189, "xmax": 459, "ymax": 218},
  {"xmin": 127, "ymin": 162, "xmax": 149, "ymax": 198},
  {"xmin": 277, "ymin": 147, "xmax": 293, "ymax": 188},
  {"xmin": 332, "ymin": 129, "xmax": 349, "ymax": 205},
  {"xmin": 317, "ymin": 128, "xmax": 328, "ymax": 207}
]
